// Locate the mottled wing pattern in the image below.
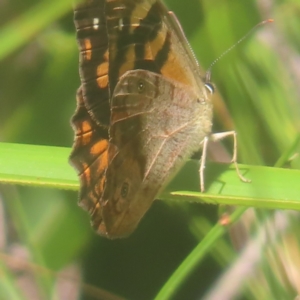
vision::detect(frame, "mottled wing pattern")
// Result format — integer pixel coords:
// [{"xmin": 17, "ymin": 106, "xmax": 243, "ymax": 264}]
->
[
  {"xmin": 70, "ymin": 88, "xmax": 109, "ymax": 228},
  {"xmin": 70, "ymin": 0, "xmax": 111, "ymax": 228},
  {"xmin": 97, "ymin": 0, "xmax": 211, "ymax": 237},
  {"xmin": 100, "ymin": 70, "xmax": 212, "ymax": 238},
  {"xmin": 70, "ymin": 0, "xmax": 212, "ymax": 238}
]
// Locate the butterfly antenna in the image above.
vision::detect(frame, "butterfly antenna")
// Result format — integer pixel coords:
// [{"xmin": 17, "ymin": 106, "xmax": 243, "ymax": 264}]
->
[{"xmin": 205, "ymin": 19, "xmax": 274, "ymax": 83}]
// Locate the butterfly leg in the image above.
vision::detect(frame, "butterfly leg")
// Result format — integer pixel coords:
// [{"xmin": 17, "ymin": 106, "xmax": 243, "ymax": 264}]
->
[
  {"xmin": 210, "ymin": 131, "xmax": 251, "ymax": 184},
  {"xmin": 199, "ymin": 136, "xmax": 209, "ymax": 192}
]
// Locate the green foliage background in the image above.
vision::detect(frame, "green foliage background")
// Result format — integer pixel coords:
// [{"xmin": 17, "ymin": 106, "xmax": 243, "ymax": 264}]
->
[{"xmin": 0, "ymin": 0, "xmax": 300, "ymax": 299}]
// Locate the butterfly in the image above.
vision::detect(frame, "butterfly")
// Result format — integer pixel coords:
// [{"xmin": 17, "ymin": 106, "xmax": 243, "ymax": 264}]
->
[{"xmin": 69, "ymin": 0, "xmax": 248, "ymax": 239}]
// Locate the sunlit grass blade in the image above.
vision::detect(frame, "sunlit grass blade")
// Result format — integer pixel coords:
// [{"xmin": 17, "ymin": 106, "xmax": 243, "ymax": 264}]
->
[
  {"xmin": 0, "ymin": 143, "xmax": 77, "ymax": 190},
  {"xmin": 162, "ymin": 160, "xmax": 300, "ymax": 210},
  {"xmin": 1, "ymin": 142, "xmax": 300, "ymax": 211}
]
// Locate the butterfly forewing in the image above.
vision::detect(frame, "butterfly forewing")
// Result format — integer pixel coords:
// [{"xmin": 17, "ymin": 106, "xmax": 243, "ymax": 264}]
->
[
  {"xmin": 106, "ymin": 0, "xmax": 206, "ymax": 93},
  {"xmin": 74, "ymin": 0, "xmax": 110, "ymax": 126}
]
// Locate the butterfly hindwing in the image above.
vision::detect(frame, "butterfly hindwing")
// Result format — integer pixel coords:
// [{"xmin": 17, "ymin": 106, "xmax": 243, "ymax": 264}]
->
[{"xmin": 100, "ymin": 69, "xmax": 212, "ymax": 237}]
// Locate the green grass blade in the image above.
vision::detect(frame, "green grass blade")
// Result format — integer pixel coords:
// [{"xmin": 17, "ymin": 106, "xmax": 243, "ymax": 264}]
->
[
  {"xmin": 0, "ymin": 143, "xmax": 77, "ymax": 190},
  {"xmin": 162, "ymin": 161, "xmax": 300, "ymax": 210},
  {"xmin": 0, "ymin": 259, "xmax": 28, "ymax": 300},
  {"xmin": 0, "ymin": 0, "xmax": 73, "ymax": 61},
  {"xmin": 154, "ymin": 207, "xmax": 247, "ymax": 300},
  {"xmin": 1, "ymin": 142, "xmax": 300, "ymax": 211}
]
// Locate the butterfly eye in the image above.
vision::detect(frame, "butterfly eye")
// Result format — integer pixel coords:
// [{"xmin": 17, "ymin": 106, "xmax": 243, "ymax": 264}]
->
[
  {"xmin": 137, "ymin": 80, "xmax": 145, "ymax": 93},
  {"xmin": 120, "ymin": 182, "xmax": 129, "ymax": 198},
  {"xmin": 205, "ymin": 83, "xmax": 215, "ymax": 94}
]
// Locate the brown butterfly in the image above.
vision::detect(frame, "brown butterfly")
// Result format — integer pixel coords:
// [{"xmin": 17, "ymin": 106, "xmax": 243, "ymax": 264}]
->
[{"xmin": 69, "ymin": 0, "xmax": 248, "ymax": 238}]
